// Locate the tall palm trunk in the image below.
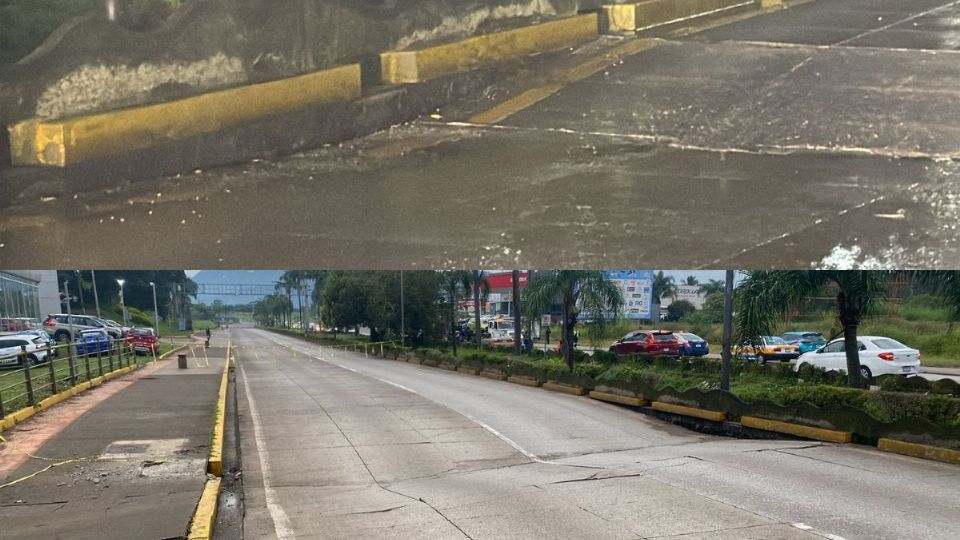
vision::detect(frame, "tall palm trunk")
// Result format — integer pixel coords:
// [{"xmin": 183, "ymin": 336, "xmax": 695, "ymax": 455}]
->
[
  {"xmin": 512, "ymin": 270, "xmax": 522, "ymax": 355},
  {"xmin": 450, "ymin": 299, "xmax": 458, "ymax": 357},
  {"xmin": 562, "ymin": 293, "xmax": 576, "ymax": 371},
  {"xmin": 473, "ymin": 270, "xmax": 482, "ymax": 348},
  {"xmin": 838, "ymin": 290, "xmax": 863, "ymax": 388}
]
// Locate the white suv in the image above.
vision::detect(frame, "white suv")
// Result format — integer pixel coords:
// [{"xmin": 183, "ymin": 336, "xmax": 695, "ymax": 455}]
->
[
  {"xmin": 0, "ymin": 335, "xmax": 50, "ymax": 367},
  {"xmin": 795, "ymin": 336, "xmax": 921, "ymax": 381}
]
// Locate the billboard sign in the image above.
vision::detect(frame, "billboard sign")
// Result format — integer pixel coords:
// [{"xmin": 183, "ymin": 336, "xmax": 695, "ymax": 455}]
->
[{"xmin": 604, "ymin": 270, "xmax": 654, "ymax": 320}]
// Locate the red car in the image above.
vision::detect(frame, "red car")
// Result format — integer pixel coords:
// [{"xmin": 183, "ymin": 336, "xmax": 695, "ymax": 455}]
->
[
  {"xmin": 127, "ymin": 327, "xmax": 159, "ymax": 355},
  {"xmin": 610, "ymin": 330, "xmax": 680, "ymax": 357}
]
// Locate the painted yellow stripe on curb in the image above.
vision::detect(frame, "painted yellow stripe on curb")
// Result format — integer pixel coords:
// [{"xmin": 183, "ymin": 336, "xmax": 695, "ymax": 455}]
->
[
  {"xmin": 542, "ymin": 381, "xmax": 588, "ymax": 396},
  {"xmin": 507, "ymin": 375, "xmax": 541, "ymax": 387},
  {"xmin": 381, "ymin": 14, "xmax": 599, "ymax": 84},
  {"xmin": 456, "ymin": 366, "xmax": 480, "ymax": 375},
  {"xmin": 741, "ymin": 416, "xmax": 852, "ymax": 443},
  {"xmin": 652, "ymin": 401, "xmax": 727, "ymax": 422},
  {"xmin": 187, "ymin": 477, "xmax": 222, "ymax": 540},
  {"xmin": 602, "ymin": 0, "xmax": 754, "ymax": 33},
  {"xmin": 878, "ymin": 438, "xmax": 960, "ymax": 465},
  {"xmin": 0, "ymin": 362, "xmax": 142, "ymax": 432},
  {"xmin": 468, "ymin": 37, "xmax": 662, "ymax": 124},
  {"xmin": 589, "ymin": 391, "xmax": 647, "ymax": 407},
  {"xmin": 208, "ymin": 342, "xmax": 230, "ymax": 477},
  {"xmin": 8, "ymin": 64, "xmax": 361, "ymax": 167},
  {"xmin": 480, "ymin": 370, "xmax": 508, "ymax": 381}
]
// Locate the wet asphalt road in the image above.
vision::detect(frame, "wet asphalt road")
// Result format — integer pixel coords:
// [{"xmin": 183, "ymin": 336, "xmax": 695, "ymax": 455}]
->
[
  {"xmin": 232, "ymin": 327, "xmax": 960, "ymax": 540},
  {"xmin": 1, "ymin": 0, "xmax": 960, "ymax": 269}
]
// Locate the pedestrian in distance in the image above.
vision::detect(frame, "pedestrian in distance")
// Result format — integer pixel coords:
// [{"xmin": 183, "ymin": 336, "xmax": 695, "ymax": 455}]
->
[{"xmin": 545, "ymin": 327, "xmax": 551, "ymax": 345}]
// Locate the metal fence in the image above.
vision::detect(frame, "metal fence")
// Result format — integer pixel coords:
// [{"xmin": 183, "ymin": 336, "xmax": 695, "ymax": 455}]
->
[{"xmin": 0, "ymin": 338, "xmax": 151, "ymax": 418}]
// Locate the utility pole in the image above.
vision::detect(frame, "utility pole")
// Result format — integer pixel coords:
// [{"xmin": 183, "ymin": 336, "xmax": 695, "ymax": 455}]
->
[
  {"xmin": 399, "ymin": 270, "xmax": 405, "ymax": 346},
  {"xmin": 149, "ymin": 282, "xmax": 160, "ymax": 336},
  {"xmin": 512, "ymin": 270, "xmax": 522, "ymax": 355},
  {"xmin": 473, "ymin": 271, "xmax": 482, "ymax": 348},
  {"xmin": 116, "ymin": 279, "xmax": 127, "ymax": 327},
  {"xmin": 721, "ymin": 270, "xmax": 734, "ymax": 391},
  {"xmin": 75, "ymin": 270, "xmax": 87, "ymax": 314},
  {"xmin": 90, "ymin": 270, "xmax": 101, "ymax": 318}
]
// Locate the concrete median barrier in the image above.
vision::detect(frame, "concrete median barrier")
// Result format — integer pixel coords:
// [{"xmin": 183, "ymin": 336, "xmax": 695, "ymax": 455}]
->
[
  {"xmin": 508, "ymin": 375, "xmax": 542, "ymax": 387},
  {"xmin": 8, "ymin": 64, "xmax": 360, "ymax": 167},
  {"xmin": 741, "ymin": 416, "xmax": 853, "ymax": 444},
  {"xmin": 380, "ymin": 14, "xmax": 599, "ymax": 84},
  {"xmin": 652, "ymin": 401, "xmax": 727, "ymax": 422},
  {"xmin": 878, "ymin": 438, "xmax": 960, "ymax": 465},
  {"xmin": 589, "ymin": 390, "xmax": 647, "ymax": 407},
  {"xmin": 543, "ymin": 381, "xmax": 588, "ymax": 396},
  {"xmin": 601, "ymin": 0, "xmax": 754, "ymax": 33}
]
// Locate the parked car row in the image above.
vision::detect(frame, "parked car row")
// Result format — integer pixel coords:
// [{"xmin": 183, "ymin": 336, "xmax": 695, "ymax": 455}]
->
[
  {"xmin": 607, "ymin": 329, "xmax": 922, "ymax": 381},
  {"xmin": 42, "ymin": 314, "xmax": 130, "ymax": 341},
  {"xmin": 609, "ymin": 330, "xmax": 708, "ymax": 357},
  {"xmin": 0, "ymin": 326, "xmax": 161, "ymax": 368}
]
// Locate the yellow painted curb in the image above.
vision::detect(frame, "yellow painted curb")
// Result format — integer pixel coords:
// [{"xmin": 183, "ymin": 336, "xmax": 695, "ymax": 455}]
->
[
  {"xmin": 456, "ymin": 366, "xmax": 480, "ymax": 376},
  {"xmin": 589, "ymin": 391, "xmax": 647, "ymax": 407},
  {"xmin": 508, "ymin": 375, "xmax": 542, "ymax": 387},
  {"xmin": 208, "ymin": 342, "xmax": 231, "ymax": 477},
  {"xmin": 761, "ymin": 0, "xmax": 783, "ymax": 8},
  {"xmin": 381, "ymin": 14, "xmax": 599, "ymax": 84},
  {"xmin": 602, "ymin": 0, "xmax": 753, "ymax": 32},
  {"xmin": 159, "ymin": 344, "xmax": 189, "ymax": 360},
  {"xmin": 652, "ymin": 401, "xmax": 727, "ymax": 422},
  {"xmin": 9, "ymin": 64, "xmax": 361, "ymax": 167},
  {"xmin": 741, "ymin": 416, "xmax": 852, "ymax": 443},
  {"xmin": 542, "ymin": 381, "xmax": 588, "ymax": 396},
  {"xmin": 0, "ymin": 361, "xmax": 141, "ymax": 432},
  {"xmin": 878, "ymin": 438, "xmax": 960, "ymax": 465},
  {"xmin": 187, "ymin": 477, "xmax": 222, "ymax": 540}
]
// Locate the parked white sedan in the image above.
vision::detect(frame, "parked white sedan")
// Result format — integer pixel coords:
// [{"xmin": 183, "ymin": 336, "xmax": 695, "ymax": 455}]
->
[
  {"xmin": 795, "ymin": 336, "xmax": 921, "ymax": 381},
  {"xmin": 0, "ymin": 335, "xmax": 50, "ymax": 368}
]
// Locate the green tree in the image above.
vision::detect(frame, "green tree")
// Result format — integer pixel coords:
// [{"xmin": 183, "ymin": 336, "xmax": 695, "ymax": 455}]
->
[
  {"xmin": 735, "ymin": 271, "xmax": 892, "ymax": 388},
  {"xmin": 651, "ymin": 271, "xmax": 677, "ymax": 323},
  {"xmin": 523, "ymin": 271, "xmax": 624, "ymax": 370},
  {"xmin": 684, "ymin": 275, "xmax": 700, "ymax": 286},
  {"xmin": 666, "ymin": 299, "xmax": 696, "ymax": 321},
  {"xmin": 438, "ymin": 271, "xmax": 473, "ymax": 357},
  {"xmin": 700, "ymin": 279, "xmax": 725, "ymax": 296}
]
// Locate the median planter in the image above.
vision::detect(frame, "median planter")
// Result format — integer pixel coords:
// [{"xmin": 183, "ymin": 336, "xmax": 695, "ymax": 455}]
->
[
  {"xmin": 438, "ymin": 361, "xmax": 458, "ymax": 371},
  {"xmin": 508, "ymin": 375, "xmax": 541, "ymax": 387},
  {"xmin": 457, "ymin": 366, "xmax": 480, "ymax": 376},
  {"xmin": 480, "ymin": 369, "xmax": 508, "ymax": 381},
  {"xmin": 543, "ymin": 381, "xmax": 588, "ymax": 396},
  {"xmin": 589, "ymin": 390, "xmax": 647, "ymax": 407}
]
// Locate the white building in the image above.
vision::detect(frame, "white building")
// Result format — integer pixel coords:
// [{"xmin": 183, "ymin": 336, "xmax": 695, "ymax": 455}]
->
[{"xmin": 0, "ymin": 271, "xmax": 60, "ymax": 331}]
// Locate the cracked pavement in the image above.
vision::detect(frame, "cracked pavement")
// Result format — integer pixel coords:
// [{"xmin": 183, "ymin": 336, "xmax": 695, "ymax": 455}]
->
[
  {"xmin": 232, "ymin": 327, "xmax": 960, "ymax": 540},
  {"xmin": 2, "ymin": 0, "xmax": 960, "ymax": 269}
]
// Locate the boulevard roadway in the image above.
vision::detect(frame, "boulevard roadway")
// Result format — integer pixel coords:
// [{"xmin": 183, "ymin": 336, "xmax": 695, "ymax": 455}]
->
[
  {"xmin": 2, "ymin": 0, "xmax": 960, "ymax": 268},
  {"xmin": 227, "ymin": 327, "xmax": 960, "ymax": 539}
]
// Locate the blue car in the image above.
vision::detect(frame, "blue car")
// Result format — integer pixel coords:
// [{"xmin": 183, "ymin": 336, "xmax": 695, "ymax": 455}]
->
[
  {"xmin": 781, "ymin": 332, "xmax": 827, "ymax": 354},
  {"xmin": 76, "ymin": 329, "xmax": 111, "ymax": 356},
  {"xmin": 676, "ymin": 332, "xmax": 710, "ymax": 357}
]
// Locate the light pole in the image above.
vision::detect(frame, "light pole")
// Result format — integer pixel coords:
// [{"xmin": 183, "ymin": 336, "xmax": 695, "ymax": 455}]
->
[
  {"xmin": 149, "ymin": 282, "xmax": 160, "ymax": 337},
  {"xmin": 90, "ymin": 270, "xmax": 101, "ymax": 318},
  {"xmin": 75, "ymin": 270, "xmax": 87, "ymax": 314},
  {"xmin": 399, "ymin": 270, "xmax": 405, "ymax": 346},
  {"xmin": 720, "ymin": 270, "xmax": 734, "ymax": 392},
  {"xmin": 116, "ymin": 279, "xmax": 127, "ymax": 328}
]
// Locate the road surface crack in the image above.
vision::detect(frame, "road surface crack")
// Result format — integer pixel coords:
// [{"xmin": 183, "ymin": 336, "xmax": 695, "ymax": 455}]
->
[{"xmin": 349, "ymin": 504, "xmax": 408, "ymax": 515}]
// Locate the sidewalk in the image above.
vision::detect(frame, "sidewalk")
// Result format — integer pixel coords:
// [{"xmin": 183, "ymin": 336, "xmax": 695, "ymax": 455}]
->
[{"xmin": 0, "ymin": 346, "xmax": 227, "ymax": 540}]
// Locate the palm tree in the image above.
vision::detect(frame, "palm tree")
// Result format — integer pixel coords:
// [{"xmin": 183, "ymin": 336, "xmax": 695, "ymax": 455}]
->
[
  {"xmin": 700, "ymin": 279, "xmax": 725, "ymax": 296},
  {"xmin": 472, "ymin": 271, "xmax": 491, "ymax": 347},
  {"xmin": 523, "ymin": 271, "xmax": 624, "ymax": 370},
  {"xmin": 684, "ymin": 275, "xmax": 700, "ymax": 286},
  {"xmin": 438, "ymin": 271, "xmax": 473, "ymax": 357},
  {"xmin": 651, "ymin": 271, "xmax": 677, "ymax": 323},
  {"xmin": 735, "ymin": 271, "xmax": 892, "ymax": 388}
]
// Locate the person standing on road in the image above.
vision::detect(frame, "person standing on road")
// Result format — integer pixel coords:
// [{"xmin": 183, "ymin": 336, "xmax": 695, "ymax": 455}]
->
[{"xmin": 545, "ymin": 327, "xmax": 551, "ymax": 345}]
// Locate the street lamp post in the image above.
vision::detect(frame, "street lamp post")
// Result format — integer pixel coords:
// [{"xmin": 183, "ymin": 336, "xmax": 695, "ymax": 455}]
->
[
  {"xmin": 117, "ymin": 279, "xmax": 127, "ymax": 328},
  {"xmin": 90, "ymin": 270, "xmax": 101, "ymax": 318},
  {"xmin": 149, "ymin": 282, "xmax": 160, "ymax": 337},
  {"xmin": 399, "ymin": 270, "xmax": 405, "ymax": 346}
]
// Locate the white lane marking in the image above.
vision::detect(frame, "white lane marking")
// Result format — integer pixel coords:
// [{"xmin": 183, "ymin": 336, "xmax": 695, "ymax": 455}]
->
[
  {"xmin": 374, "ymin": 377, "xmax": 418, "ymax": 394},
  {"xmin": 237, "ymin": 357, "xmax": 296, "ymax": 539},
  {"xmin": 792, "ymin": 523, "xmax": 847, "ymax": 540}
]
